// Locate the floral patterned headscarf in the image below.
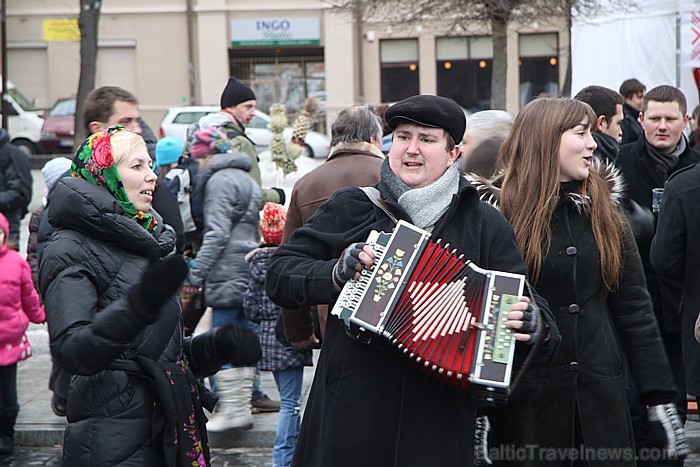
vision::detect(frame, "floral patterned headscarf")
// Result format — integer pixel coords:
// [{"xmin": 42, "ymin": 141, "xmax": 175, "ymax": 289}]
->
[{"xmin": 71, "ymin": 125, "xmax": 158, "ymax": 235}]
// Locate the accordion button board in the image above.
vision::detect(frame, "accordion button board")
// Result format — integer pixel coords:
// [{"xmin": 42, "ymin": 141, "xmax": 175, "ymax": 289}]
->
[{"xmin": 331, "ymin": 220, "xmax": 526, "ymax": 400}]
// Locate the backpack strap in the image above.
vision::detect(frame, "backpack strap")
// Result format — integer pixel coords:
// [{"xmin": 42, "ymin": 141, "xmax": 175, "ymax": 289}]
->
[{"xmin": 359, "ymin": 187, "xmax": 397, "ymax": 225}]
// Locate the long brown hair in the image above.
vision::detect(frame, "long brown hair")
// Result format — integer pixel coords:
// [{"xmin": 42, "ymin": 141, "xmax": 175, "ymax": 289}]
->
[{"xmin": 498, "ymin": 97, "xmax": 624, "ymax": 292}]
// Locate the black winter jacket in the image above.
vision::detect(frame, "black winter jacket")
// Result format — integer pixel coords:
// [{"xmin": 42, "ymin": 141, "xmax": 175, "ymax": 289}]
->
[
  {"xmin": 39, "ymin": 177, "xmax": 213, "ymax": 466},
  {"xmin": 266, "ymin": 177, "xmax": 557, "ymax": 467},
  {"xmin": 651, "ymin": 163, "xmax": 700, "ymax": 395}
]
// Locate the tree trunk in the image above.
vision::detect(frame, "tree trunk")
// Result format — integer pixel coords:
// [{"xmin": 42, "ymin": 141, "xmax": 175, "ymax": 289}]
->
[
  {"xmin": 74, "ymin": 0, "xmax": 101, "ymax": 151},
  {"xmin": 490, "ymin": 16, "xmax": 508, "ymax": 110}
]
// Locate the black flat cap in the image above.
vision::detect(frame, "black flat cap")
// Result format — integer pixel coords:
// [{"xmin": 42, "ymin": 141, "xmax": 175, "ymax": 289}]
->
[{"xmin": 385, "ymin": 95, "xmax": 466, "ymax": 144}]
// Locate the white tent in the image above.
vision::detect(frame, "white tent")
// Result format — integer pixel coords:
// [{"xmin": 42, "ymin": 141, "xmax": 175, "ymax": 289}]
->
[{"xmin": 571, "ymin": 0, "xmax": 700, "ymax": 114}]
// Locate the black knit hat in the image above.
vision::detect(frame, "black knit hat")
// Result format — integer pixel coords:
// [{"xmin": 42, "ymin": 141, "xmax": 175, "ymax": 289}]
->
[
  {"xmin": 385, "ymin": 95, "xmax": 466, "ymax": 144},
  {"xmin": 220, "ymin": 77, "xmax": 256, "ymax": 109}
]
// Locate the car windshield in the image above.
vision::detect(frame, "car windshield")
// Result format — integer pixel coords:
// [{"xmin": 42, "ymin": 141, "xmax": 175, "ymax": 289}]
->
[
  {"xmin": 7, "ymin": 88, "xmax": 37, "ymax": 111},
  {"xmin": 173, "ymin": 111, "xmax": 213, "ymax": 124},
  {"xmin": 50, "ymin": 99, "xmax": 76, "ymax": 117}
]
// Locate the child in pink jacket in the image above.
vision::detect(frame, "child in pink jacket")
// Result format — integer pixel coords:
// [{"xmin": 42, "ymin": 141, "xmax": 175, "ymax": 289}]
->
[{"xmin": 0, "ymin": 212, "xmax": 45, "ymax": 456}]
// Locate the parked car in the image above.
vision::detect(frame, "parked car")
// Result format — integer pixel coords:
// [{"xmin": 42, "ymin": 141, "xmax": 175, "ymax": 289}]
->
[
  {"xmin": 159, "ymin": 105, "xmax": 331, "ymax": 158},
  {"xmin": 39, "ymin": 97, "xmax": 76, "ymax": 154},
  {"xmin": 0, "ymin": 77, "xmax": 44, "ymax": 156}
]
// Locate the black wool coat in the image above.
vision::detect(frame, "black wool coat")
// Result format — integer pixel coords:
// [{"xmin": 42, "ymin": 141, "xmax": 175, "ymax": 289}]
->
[
  {"xmin": 651, "ymin": 163, "xmax": 700, "ymax": 396},
  {"xmin": 39, "ymin": 177, "xmax": 212, "ymax": 466},
  {"xmin": 616, "ymin": 137, "xmax": 700, "ymax": 332},
  {"xmin": 478, "ymin": 176, "xmax": 676, "ymax": 466},
  {"xmin": 266, "ymin": 176, "xmax": 556, "ymax": 467}
]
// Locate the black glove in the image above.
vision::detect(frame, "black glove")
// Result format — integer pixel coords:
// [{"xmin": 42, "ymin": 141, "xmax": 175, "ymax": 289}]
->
[
  {"xmin": 185, "ymin": 324, "xmax": 261, "ymax": 378},
  {"xmin": 648, "ymin": 403, "xmax": 689, "ymax": 458},
  {"xmin": 517, "ymin": 302, "xmax": 541, "ymax": 344},
  {"xmin": 127, "ymin": 255, "xmax": 189, "ymax": 325},
  {"xmin": 473, "ymin": 415, "xmax": 493, "ymax": 466},
  {"xmin": 212, "ymin": 323, "xmax": 262, "ymax": 367},
  {"xmin": 272, "ymin": 187, "xmax": 286, "ymax": 205},
  {"xmin": 332, "ymin": 242, "xmax": 367, "ymax": 288}
]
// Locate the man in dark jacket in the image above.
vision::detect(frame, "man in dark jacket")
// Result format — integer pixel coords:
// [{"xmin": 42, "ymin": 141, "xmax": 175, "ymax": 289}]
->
[
  {"xmin": 0, "ymin": 128, "xmax": 32, "ymax": 249},
  {"xmin": 266, "ymin": 95, "xmax": 558, "ymax": 466},
  {"xmin": 651, "ymin": 162, "xmax": 700, "ymax": 402},
  {"xmin": 616, "ymin": 84, "xmax": 700, "ymax": 465},
  {"xmin": 280, "ymin": 105, "xmax": 385, "ymax": 348},
  {"xmin": 619, "ymin": 78, "xmax": 646, "ymax": 145}
]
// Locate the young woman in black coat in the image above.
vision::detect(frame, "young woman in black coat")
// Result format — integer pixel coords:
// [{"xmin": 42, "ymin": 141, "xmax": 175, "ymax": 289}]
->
[
  {"xmin": 39, "ymin": 126, "xmax": 260, "ymax": 466},
  {"xmin": 480, "ymin": 98, "xmax": 686, "ymax": 466}
]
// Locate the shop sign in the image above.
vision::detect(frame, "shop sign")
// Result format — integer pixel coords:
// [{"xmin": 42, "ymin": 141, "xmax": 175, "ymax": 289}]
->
[{"xmin": 231, "ymin": 18, "xmax": 320, "ymax": 46}]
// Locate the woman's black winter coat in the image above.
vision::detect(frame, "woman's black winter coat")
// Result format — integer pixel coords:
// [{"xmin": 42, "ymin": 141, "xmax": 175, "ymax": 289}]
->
[
  {"xmin": 38, "ymin": 177, "xmax": 212, "ymax": 466},
  {"xmin": 477, "ymin": 172, "xmax": 677, "ymax": 466}
]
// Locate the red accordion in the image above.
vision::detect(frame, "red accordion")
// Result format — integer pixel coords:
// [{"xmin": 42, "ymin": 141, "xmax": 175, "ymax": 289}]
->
[{"xmin": 331, "ymin": 220, "xmax": 526, "ymax": 400}]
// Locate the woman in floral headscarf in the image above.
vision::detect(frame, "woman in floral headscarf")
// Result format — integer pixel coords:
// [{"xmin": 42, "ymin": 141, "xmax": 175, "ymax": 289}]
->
[{"xmin": 38, "ymin": 126, "xmax": 261, "ymax": 466}]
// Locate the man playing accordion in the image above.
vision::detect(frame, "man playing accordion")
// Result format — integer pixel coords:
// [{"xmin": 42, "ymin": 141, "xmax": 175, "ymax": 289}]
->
[{"xmin": 266, "ymin": 95, "xmax": 559, "ymax": 466}]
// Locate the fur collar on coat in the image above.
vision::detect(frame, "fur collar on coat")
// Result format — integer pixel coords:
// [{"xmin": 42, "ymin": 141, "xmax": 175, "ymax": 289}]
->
[{"xmin": 465, "ymin": 160, "xmax": 625, "ymax": 211}]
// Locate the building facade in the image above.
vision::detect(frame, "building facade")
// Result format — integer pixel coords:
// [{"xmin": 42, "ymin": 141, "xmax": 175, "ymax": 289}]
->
[{"xmin": 5, "ymin": 0, "xmax": 568, "ymax": 133}]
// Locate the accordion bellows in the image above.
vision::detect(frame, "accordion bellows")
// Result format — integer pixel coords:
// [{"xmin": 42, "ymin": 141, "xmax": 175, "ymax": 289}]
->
[{"xmin": 332, "ymin": 220, "xmax": 525, "ymax": 400}]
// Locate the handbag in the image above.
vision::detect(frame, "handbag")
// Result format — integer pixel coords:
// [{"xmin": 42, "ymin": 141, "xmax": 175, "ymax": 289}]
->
[{"xmin": 181, "ymin": 286, "xmax": 206, "ymax": 336}]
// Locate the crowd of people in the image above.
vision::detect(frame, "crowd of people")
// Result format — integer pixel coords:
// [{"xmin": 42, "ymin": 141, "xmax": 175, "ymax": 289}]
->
[{"xmin": 0, "ymin": 74, "xmax": 699, "ymax": 467}]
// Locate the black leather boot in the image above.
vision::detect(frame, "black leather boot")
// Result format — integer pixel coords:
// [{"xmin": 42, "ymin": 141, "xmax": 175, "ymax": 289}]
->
[{"xmin": 0, "ymin": 405, "xmax": 19, "ymax": 455}]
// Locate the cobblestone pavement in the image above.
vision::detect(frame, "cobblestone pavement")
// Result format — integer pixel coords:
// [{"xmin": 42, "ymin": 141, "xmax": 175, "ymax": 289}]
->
[{"xmin": 0, "ymin": 446, "xmax": 274, "ymax": 466}]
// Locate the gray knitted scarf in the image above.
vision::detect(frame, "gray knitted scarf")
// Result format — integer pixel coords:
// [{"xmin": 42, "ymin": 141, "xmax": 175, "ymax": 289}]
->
[{"xmin": 381, "ymin": 158, "xmax": 460, "ymax": 232}]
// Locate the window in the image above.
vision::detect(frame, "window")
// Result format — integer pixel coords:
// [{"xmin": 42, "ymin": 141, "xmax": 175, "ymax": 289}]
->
[
  {"xmin": 436, "ymin": 37, "xmax": 492, "ymax": 112},
  {"xmin": 380, "ymin": 39, "xmax": 419, "ymax": 103},
  {"xmin": 519, "ymin": 33, "xmax": 559, "ymax": 107},
  {"xmin": 229, "ymin": 47, "xmax": 324, "ymax": 115}
]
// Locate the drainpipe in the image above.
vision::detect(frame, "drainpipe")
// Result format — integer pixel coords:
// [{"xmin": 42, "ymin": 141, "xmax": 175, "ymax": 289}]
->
[
  {"xmin": 354, "ymin": 2, "xmax": 364, "ymax": 104},
  {"xmin": 186, "ymin": 0, "xmax": 196, "ymax": 104}
]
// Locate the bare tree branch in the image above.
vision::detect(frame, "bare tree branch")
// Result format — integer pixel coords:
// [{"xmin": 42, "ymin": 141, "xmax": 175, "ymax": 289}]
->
[{"xmin": 331, "ymin": 0, "xmax": 637, "ymax": 107}]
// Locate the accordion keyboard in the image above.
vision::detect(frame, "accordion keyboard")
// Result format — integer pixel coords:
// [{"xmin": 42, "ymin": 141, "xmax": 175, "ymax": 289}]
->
[{"xmin": 332, "ymin": 230, "xmax": 390, "ymax": 325}]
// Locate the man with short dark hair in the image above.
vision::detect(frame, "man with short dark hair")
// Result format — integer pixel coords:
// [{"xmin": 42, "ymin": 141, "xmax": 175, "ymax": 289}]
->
[
  {"xmin": 619, "ymin": 78, "xmax": 646, "ymax": 144},
  {"xmin": 617, "ymin": 84, "xmax": 700, "ymax": 465},
  {"xmin": 280, "ymin": 105, "xmax": 385, "ymax": 348},
  {"xmin": 266, "ymin": 94, "xmax": 557, "ymax": 466},
  {"xmin": 574, "ymin": 85, "xmax": 625, "ymax": 162},
  {"xmin": 83, "ymin": 86, "xmax": 141, "ymax": 135}
]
